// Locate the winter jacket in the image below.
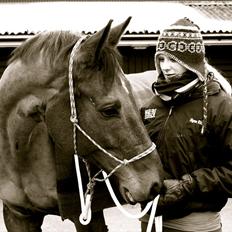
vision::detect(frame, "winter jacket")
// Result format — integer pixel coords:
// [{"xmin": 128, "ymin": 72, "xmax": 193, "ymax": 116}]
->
[{"xmin": 142, "ymin": 80, "xmax": 232, "ymax": 218}]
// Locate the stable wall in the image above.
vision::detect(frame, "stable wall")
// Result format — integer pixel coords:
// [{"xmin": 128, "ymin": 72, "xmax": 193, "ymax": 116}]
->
[
  {"xmin": 119, "ymin": 45, "xmax": 232, "ymax": 84},
  {"xmin": 0, "ymin": 45, "xmax": 232, "ymax": 84}
]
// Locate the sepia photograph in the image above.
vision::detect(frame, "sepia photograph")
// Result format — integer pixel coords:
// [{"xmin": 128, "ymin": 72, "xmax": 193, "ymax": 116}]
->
[{"xmin": 0, "ymin": 1, "xmax": 231, "ymax": 231}]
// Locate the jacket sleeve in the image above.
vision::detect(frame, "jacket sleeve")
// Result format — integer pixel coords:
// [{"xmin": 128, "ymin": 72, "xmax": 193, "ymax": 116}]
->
[{"xmin": 191, "ymin": 93, "xmax": 232, "ymax": 196}]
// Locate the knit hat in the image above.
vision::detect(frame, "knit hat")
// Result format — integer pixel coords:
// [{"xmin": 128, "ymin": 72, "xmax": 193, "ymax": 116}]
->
[{"xmin": 155, "ymin": 17, "xmax": 206, "ymax": 82}]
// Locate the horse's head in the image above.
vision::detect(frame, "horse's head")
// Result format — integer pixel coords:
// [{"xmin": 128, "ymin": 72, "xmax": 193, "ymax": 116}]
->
[
  {"xmin": 5, "ymin": 17, "xmax": 164, "ymax": 205},
  {"xmin": 65, "ymin": 17, "xmax": 164, "ymax": 203}
]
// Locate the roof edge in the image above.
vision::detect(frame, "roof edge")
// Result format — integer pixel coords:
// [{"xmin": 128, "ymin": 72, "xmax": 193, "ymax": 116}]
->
[{"xmin": 1, "ymin": 33, "xmax": 232, "ymax": 48}]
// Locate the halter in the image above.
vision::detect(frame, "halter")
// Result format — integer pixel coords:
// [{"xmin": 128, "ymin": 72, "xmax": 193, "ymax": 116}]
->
[{"xmin": 68, "ymin": 36, "xmax": 162, "ymax": 232}]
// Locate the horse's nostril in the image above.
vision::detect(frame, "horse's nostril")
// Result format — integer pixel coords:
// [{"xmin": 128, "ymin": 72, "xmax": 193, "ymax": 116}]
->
[
  {"xmin": 150, "ymin": 182, "xmax": 162, "ymax": 198},
  {"xmin": 125, "ymin": 189, "xmax": 136, "ymax": 204}
]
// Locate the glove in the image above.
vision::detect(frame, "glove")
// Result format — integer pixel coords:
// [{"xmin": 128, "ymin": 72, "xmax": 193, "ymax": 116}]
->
[
  {"xmin": 158, "ymin": 174, "xmax": 197, "ymax": 208},
  {"xmin": 140, "ymin": 174, "xmax": 197, "ymax": 219}
]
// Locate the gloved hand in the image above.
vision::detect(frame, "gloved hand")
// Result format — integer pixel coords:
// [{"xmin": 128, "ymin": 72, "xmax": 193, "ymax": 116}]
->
[
  {"xmin": 158, "ymin": 174, "xmax": 197, "ymax": 208},
  {"xmin": 140, "ymin": 174, "xmax": 198, "ymax": 219}
]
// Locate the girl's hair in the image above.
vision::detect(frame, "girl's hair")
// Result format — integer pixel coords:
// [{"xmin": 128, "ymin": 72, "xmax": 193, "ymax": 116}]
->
[
  {"xmin": 206, "ymin": 63, "xmax": 232, "ymax": 95},
  {"xmin": 200, "ymin": 63, "xmax": 231, "ymax": 134}
]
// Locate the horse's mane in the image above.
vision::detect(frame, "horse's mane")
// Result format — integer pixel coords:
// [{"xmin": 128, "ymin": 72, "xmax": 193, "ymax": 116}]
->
[
  {"xmin": 9, "ymin": 30, "xmax": 122, "ymax": 91},
  {"xmin": 9, "ymin": 31, "xmax": 79, "ymax": 67}
]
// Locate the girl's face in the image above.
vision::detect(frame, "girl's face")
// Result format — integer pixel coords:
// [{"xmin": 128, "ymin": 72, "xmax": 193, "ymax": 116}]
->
[{"xmin": 158, "ymin": 54, "xmax": 187, "ymax": 81}]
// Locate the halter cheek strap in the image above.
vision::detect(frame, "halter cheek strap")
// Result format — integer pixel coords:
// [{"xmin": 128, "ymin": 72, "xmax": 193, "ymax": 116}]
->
[{"xmin": 68, "ymin": 36, "xmax": 162, "ymax": 231}]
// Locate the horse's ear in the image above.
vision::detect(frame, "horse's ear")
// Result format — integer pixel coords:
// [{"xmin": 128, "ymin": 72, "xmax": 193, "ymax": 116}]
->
[
  {"xmin": 78, "ymin": 19, "xmax": 113, "ymax": 63},
  {"xmin": 108, "ymin": 17, "xmax": 132, "ymax": 47}
]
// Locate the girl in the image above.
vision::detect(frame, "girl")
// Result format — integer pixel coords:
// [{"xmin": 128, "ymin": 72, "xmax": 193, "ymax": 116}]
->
[{"xmin": 141, "ymin": 18, "xmax": 232, "ymax": 232}]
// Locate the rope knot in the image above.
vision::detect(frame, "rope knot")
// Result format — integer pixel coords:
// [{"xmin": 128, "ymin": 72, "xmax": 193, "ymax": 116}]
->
[
  {"xmin": 122, "ymin": 159, "xmax": 130, "ymax": 166},
  {"xmin": 87, "ymin": 180, "xmax": 96, "ymax": 193},
  {"xmin": 70, "ymin": 115, "xmax": 78, "ymax": 123}
]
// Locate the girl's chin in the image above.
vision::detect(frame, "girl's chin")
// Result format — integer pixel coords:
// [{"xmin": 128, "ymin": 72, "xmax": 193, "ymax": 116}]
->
[{"xmin": 165, "ymin": 75, "xmax": 182, "ymax": 82}]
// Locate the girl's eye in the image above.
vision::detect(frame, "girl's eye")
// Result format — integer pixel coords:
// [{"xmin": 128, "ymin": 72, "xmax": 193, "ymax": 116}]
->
[{"xmin": 159, "ymin": 57, "xmax": 164, "ymax": 62}]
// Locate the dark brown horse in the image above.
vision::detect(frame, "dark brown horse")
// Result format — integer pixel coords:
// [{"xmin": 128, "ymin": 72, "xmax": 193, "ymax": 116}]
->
[{"xmin": 0, "ymin": 18, "xmax": 163, "ymax": 231}]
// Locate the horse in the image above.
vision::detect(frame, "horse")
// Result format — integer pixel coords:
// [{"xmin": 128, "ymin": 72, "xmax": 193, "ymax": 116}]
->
[
  {"xmin": 0, "ymin": 17, "xmax": 164, "ymax": 231},
  {"xmin": 127, "ymin": 70, "xmax": 157, "ymax": 109}
]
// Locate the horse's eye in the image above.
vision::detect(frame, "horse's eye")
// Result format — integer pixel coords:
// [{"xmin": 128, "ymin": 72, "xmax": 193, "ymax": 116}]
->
[{"xmin": 100, "ymin": 107, "xmax": 119, "ymax": 118}]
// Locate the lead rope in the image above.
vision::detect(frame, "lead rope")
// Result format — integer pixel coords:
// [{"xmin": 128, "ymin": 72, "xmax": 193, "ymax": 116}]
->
[
  {"xmin": 69, "ymin": 36, "xmax": 162, "ymax": 231},
  {"xmin": 74, "ymin": 155, "xmax": 162, "ymax": 230},
  {"xmin": 102, "ymin": 171, "xmax": 162, "ymax": 232}
]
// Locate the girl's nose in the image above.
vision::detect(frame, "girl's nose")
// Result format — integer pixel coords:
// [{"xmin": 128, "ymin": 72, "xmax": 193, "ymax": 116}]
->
[{"xmin": 162, "ymin": 59, "xmax": 171, "ymax": 71}]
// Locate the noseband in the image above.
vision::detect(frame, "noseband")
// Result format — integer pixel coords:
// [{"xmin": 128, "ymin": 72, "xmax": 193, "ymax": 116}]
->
[{"xmin": 68, "ymin": 36, "xmax": 161, "ymax": 232}]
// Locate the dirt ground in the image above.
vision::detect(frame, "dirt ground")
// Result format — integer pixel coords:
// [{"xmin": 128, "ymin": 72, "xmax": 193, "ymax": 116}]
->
[{"xmin": 0, "ymin": 199, "xmax": 231, "ymax": 232}]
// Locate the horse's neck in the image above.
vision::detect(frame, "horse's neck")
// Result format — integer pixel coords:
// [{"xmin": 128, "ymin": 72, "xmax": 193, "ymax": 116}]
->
[
  {"xmin": 0, "ymin": 60, "xmax": 61, "ymax": 112},
  {"xmin": 0, "ymin": 59, "xmax": 59, "ymax": 197}
]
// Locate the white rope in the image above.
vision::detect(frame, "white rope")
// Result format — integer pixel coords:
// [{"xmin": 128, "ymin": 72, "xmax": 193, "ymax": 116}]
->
[
  {"xmin": 154, "ymin": 216, "xmax": 163, "ymax": 232},
  {"xmin": 72, "ymin": 120, "xmax": 157, "ymax": 170},
  {"xmin": 74, "ymin": 155, "xmax": 161, "ymax": 227},
  {"xmin": 68, "ymin": 36, "xmax": 87, "ymax": 122},
  {"xmin": 103, "ymin": 171, "xmax": 162, "ymax": 232},
  {"xmin": 74, "ymin": 154, "xmax": 92, "ymax": 225},
  {"xmin": 102, "ymin": 171, "xmax": 154, "ymax": 218},
  {"xmin": 145, "ymin": 195, "xmax": 162, "ymax": 232}
]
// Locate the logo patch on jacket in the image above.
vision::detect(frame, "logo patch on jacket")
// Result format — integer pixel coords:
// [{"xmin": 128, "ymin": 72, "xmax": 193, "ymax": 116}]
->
[
  {"xmin": 144, "ymin": 108, "xmax": 157, "ymax": 120},
  {"xmin": 189, "ymin": 118, "xmax": 202, "ymax": 125}
]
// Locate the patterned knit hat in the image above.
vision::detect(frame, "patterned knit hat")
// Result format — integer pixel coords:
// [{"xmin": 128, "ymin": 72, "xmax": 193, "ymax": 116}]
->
[{"xmin": 155, "ymin": 17, "xmax": 206, "ymax": 82}]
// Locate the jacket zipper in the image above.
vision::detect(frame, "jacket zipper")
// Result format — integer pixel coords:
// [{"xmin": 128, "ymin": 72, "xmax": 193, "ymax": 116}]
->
[{"xmin": 156, "ymin": 106, "xmax": 173, "ymax": 147}]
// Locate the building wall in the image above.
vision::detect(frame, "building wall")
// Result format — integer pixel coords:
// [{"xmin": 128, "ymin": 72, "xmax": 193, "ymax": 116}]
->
[
  {"xmin": 0, "ymin": 48, "xmax": 13, "ymax": 77},
  {"xmin": 206, "ymin": 46, "xmax": 232, "ymax": 82},
  {"xmin": 0, "ymin": 45, "xmax": 232, "ymax": 84},
  {"xmin": 119, "ymin": 45, "xmax": 232, "ymax": 84},
  {"xmin": 119, "ymin": 47, "xmax": 156, "ymax": 74}
]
